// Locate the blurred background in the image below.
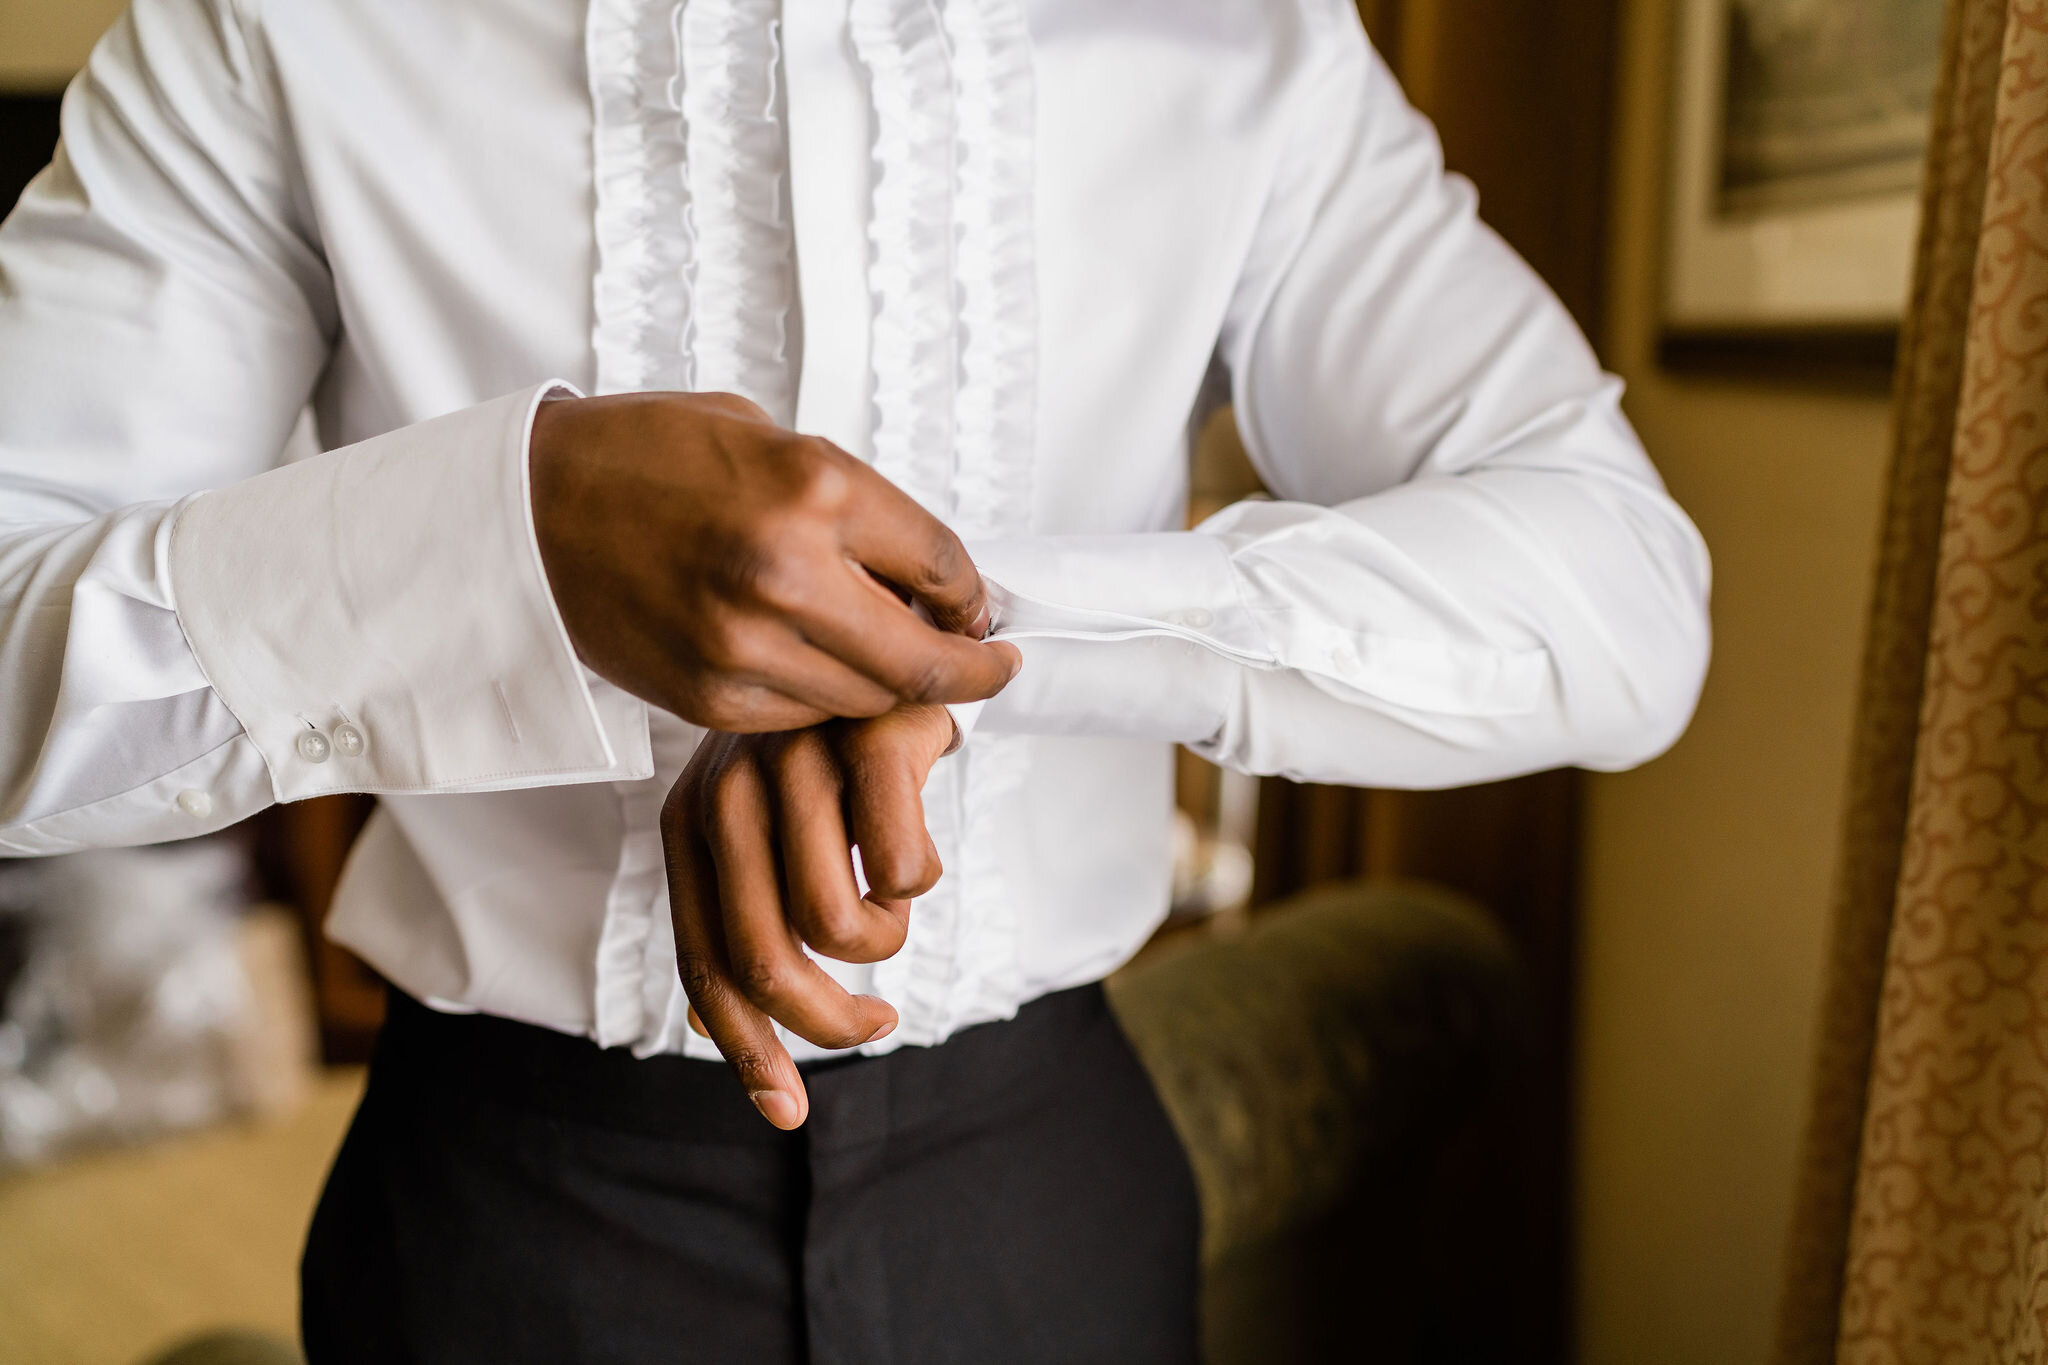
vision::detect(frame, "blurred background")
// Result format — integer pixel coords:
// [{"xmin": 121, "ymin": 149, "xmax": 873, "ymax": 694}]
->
[{"xmin": 0, "ymin": 1, "xmax": 1927, "ymax": 1362}]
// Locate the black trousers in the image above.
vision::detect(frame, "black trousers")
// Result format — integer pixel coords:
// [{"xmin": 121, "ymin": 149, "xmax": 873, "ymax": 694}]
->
[{"xmin": 301, "ymin": 983, "xmax": 1201, "ymax": 1364}]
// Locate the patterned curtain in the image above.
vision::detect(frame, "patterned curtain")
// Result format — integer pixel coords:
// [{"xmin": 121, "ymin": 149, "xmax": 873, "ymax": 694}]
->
[{"xmin": 1775, "ymin": 0, "xmax": 2048, "ymax": 1357}]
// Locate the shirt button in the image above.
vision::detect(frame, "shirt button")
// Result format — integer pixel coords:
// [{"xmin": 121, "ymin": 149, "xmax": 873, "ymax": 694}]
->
[
  {"xmin": 332, "ymin": 723, "xmax": 366, "ymax": 758},
  {"xmin": 1182, "ymin": 608, "xmax": 1213, "ymax": 629},
  {"xmin": 295, "ymin": 730, "xmax": 332, "ymax": 764},
  {"xmin": 175, "ymin": 789, "xmax": 214, "ymax": 820}
]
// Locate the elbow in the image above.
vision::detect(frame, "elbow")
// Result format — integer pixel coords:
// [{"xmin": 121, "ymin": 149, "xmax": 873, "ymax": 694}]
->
[
  {"xmin": 1577, "ymin": 606, "xmax": 1711, "ymax": 773},
  {"xmin": 1576, "ymin": 494, "xmax": 1713, "ymax": 772}
]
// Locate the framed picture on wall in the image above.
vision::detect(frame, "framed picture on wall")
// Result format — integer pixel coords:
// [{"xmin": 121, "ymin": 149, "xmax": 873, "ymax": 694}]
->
[{"xmin": 1665, "ymin": 0, "xmax": 1944, "ymax": 334}]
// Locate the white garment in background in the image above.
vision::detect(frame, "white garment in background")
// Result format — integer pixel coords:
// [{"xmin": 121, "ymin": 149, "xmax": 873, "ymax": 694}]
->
[{"xmin": 0, "ymin": 0, "xmax": 1711, "ymax": 1060}]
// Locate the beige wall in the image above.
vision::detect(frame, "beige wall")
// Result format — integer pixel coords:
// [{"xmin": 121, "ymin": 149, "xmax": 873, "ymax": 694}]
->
[
  {"xmin": 0, "ymin": 0, "xmax": 126, "ymax": 90},
  {"xmin": 1575, "ymin": 1, "xmax": 1894, "ymax": 1361}
]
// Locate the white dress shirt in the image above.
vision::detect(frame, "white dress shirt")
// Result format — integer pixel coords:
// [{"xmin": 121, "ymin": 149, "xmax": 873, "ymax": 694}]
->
[{"xmin": 0, "ymin": 0, "xmax": 1711, "ymax": 1060}]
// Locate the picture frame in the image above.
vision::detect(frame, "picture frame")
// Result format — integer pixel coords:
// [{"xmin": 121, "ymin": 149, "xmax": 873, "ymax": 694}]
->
[{"xmin": 1664, "ymin": 0, "xmax": 1942, "ymax": 335}]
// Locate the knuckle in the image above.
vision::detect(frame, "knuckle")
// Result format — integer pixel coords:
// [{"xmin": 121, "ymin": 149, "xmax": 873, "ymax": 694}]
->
[
  {"xmin": 766, "ymin": 731, "xmax": 817, "ymax": 784},
  {"xmin": 722, "ymin": 1046, "xmax": 776, "ymax": 1080},
  {"xmin": 910, "ymin": 533, "xmax": 970, "ymax": 598},
  {"xmin": 875, "ymin": 910, "xmax": 912, "ymax": 955},
  {"xmin": 804, "ymin": 900, "xmax": 868, "ymax": 956},
  {"xmin": 692, "ymin": 680, "xmax": 744, "ymax": 730},
  {"xmin": 866, "ymin": 850, "xmax": 921, "ymax": 898},
  {"xmin": 896, "ymin": 653, "xmax": 953, "ymax": 705},
  {"xmin": 731, "ymin": 953, "xmax": 790, "ymax": 1006},
  {"xmin": 706, "ymin": 760, "xmax": 759, "ymax": 818},
  {"xmin": 785, "ymin": 438, "xmax": 853, "ymax": 515},
  {"xmin": 676, "ymin": 952, "xmax": 722, "ymax": 1004},
  {"xmin": 697, "ymin": 679, "xmax": 785, "ymax": 733},
  {"xmin": 818, "ymin": 1018, "xmax": 872, "ymax": 1051},
  {"xmin": 792, "ymin": 725, "xmax": 838, "ymax": 766},
  {"xmin": 703, "ymin": 616, "xmax": 770, "ymax": 675},
  {"xmin": 675, "ymin": 677, "xmax": 749, "ymax": 733},
  {"xmin": 694, "ymin": 613, "xmax": 743, "ymax": 670},
  {"xmin": 844, "ymin": 682, "xmax": 898, "ymax": 719},
  {"xmin": 708, "ymin": 534, "xmax": 781, "ymax": 609},
  {"xmin": 836, "ymin": 744, "xmax": 894, "ymax": 805},
  {"xmin": 697, "ymin": 390, "xmax": 772, "ymax": 425},
  {"xmin": 749, "ymin": 555, "xmax": 817, "ymax": 617}
]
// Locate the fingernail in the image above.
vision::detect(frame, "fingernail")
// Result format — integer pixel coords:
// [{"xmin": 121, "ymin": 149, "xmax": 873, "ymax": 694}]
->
[
  {"xmin": 749, "ymin": 1089, "xmax": 802, "ymax": 1129},
  {"xmin": 971, "ymin": 606, "xmax": 993, "ymax": 640},
  {"xmin": 1004, "ymin": 647, "xmax": 1023, "ymax": 680},
  {"xmin": 866, "ymin": 1018, "xmax": 897, "ymax": 1044}
]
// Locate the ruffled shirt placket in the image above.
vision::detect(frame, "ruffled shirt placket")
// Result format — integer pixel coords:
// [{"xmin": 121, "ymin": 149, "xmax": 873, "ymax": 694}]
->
[{"xmin": 581, "ymin": 0, "xmax": 1040, "ymax": 1057}]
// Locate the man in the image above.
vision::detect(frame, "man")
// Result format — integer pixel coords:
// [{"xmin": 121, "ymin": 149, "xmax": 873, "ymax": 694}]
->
[{"xmin": 0, "ymin": 0, "xmax": 1710, "ymax": 1359}]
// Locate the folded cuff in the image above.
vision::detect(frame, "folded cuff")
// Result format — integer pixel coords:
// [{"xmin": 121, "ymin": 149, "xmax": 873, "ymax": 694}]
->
[
  {"xmin": 168, "ymin": 382, "xmax": 652, "ymax": 801},
  {"xmin": 970, "ymin": 532, "xmax": 1273, "ymax": 663}
]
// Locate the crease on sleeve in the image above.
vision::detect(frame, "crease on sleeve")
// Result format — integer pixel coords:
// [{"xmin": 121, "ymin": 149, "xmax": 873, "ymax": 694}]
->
[
  {"xmin": 0, "ymin": 730, "xmax": 272, "ymax": 855},
  {"xmin": 167, "ymin": 382, "xmax": 652, "ymax": 802}
]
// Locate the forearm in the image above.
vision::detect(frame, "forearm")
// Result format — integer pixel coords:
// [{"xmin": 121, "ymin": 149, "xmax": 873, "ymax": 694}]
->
[
  {"xmin": 973, "ymin": 420, "xmax": 1711, "ymax": 787},
  {"xmin": 0, "ymin": 503, "xmax": 267, "ymax": 852},
  {"xmin": 0, "ymin": 385, "xmax": 652, "ymax": 855}
]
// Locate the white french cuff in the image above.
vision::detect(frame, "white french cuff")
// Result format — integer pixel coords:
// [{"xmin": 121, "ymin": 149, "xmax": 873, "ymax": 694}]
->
[
  {"xmin": 969, "ymin": 528, "xmax": 1549, "ymax": 719},
  {"xmin": 167, "ymin": 382, "xmax": 653, "ymax": 803},
  {"xmin": 942, "ymin": 698, "xmax": 988, "ymax": 750},
  {"xmin": 970, "ymin": 531, "xmax": 1275, "ymax": 661}
]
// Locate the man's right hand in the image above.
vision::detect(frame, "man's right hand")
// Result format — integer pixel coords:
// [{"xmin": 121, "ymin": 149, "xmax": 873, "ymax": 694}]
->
[{"xmin": 530, "ymin": 391, "xmax": 1017, "ymax": 731}]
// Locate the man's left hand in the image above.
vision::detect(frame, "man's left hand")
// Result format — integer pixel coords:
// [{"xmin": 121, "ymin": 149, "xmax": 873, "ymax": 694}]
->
[{"xmin": 661, "ymin": 700, "xmax": 1000, "ymax": 1129}]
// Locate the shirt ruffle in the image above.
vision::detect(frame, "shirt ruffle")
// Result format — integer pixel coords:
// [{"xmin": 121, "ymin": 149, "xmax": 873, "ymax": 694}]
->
[
  {"xmin": 586, "ymin": 0, "xmax": 692, "ymax": 395},
  {"xmin": 585, "ymin": 0, "xmax": 1040, "ymax": 1055},
  {"xmin": 858, "ymin": 0, "xmax": 1040, "ymax": 1049},
  {"xmin": 681, "ymin": 0, "xmax": 798, "ymax": 423},
  {"xmin": 848, "ymin": 0, "xmax": 959, "ymax": 519},
  {"xmin": 947, "ymin": 0, "xmax": 1038, "ymax": 544}
]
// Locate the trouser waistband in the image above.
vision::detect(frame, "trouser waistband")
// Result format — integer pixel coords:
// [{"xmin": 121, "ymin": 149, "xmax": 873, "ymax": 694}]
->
[{"xmin": 375, "ymin": 982, "xmax": 1115, "ymax": 1149}]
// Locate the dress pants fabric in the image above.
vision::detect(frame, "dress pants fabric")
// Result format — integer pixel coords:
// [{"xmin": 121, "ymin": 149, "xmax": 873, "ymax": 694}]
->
[{"xmin": 300, "ymin": 982, "xmax": 1201, "ymax": 1364}]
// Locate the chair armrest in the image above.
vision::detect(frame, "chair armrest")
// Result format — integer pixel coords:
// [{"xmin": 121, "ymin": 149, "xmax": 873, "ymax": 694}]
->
[{"xmin": 1107, "ymin": 879, "xmax": 1523, "ymax": 1266}]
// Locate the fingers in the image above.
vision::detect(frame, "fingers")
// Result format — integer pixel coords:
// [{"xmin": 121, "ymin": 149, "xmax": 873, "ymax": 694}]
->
[
  {"xmin": 727, "ymin": 636, "xmax": 901, "ymax": 721},
  {"xmin": 662, "ymin": 707, "xmax": 953, "ymax": 1131},
  {"xmin": 833, "ymin": 707, "xmax": 949, "ymax": 902},
  {"xmin": 793, "ymin": 557, "xmax": 1019, "ymax": 706},
  {"xmin": 664, "ymin": 773, "xmax": 809, "ymax": 1130},
  {"xmin": 702, "ymin": 741, "xmax": 900, "ymax": 1052},
  {"xmin": 832, "ymin": 456, "xmax": 989, "ymax": 636},
  {"xmin": 771, "ymin": 730, "xmax": 911, "ymax": 964}
]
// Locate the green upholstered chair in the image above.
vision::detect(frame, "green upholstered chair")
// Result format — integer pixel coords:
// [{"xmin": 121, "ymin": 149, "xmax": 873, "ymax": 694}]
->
[{"xmin": 1108, "ymin": 878, "xmax": 1524, "ymax": 1363}]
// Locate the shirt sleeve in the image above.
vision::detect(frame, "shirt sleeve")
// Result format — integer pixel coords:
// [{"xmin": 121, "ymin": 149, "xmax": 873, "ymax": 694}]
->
[
  {"xmin": 0, "ymin": 0, "xmax": 646, "ymax": 856},
  {"xmin": 969, "ymin": 4, "xmax": 1710, "ymax": 788}
]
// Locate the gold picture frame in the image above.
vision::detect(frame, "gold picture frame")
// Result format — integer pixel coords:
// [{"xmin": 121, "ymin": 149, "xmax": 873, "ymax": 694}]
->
[{"xmin": 1664, "ymin": 0, "xmax": 1942, "ymax": 333}]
